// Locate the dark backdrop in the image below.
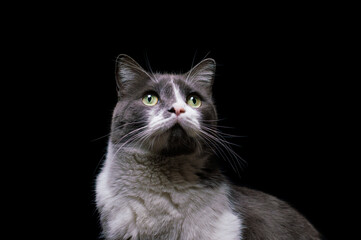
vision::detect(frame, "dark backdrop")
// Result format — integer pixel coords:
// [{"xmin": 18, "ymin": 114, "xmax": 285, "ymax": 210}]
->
[{"xmin": 27, "ymin": 31, "xmax": 348, "ymax": 239}]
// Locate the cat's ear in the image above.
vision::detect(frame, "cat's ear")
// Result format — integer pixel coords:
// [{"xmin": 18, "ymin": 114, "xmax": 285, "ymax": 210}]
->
[
  {"xmin": 186, "ymin": 58, "xmax": 216, "ymax": 85},
  {"xmin": 115, "ymin": 54, "xmax": 150, "ymax": 91}
]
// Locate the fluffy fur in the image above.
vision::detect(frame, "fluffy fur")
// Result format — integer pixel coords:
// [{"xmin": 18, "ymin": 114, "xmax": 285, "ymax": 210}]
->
[{"xmin": 96, "ymin": 54, "xmax": 321, "ymax": 240}]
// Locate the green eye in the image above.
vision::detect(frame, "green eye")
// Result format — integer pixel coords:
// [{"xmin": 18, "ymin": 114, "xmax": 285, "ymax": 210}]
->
[
  {"xmin": 142, "ymin": 93, "xmax": 159, "ymax": 106},
  {"xmin": 187, "ymin": 95, "xmax": 202, "ymax": 108}
]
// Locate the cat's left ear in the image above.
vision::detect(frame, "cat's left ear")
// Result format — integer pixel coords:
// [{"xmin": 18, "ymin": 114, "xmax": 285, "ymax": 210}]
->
[{"xmin": 185, "ymin": 58, "xmax": 216, "ymax": 85}]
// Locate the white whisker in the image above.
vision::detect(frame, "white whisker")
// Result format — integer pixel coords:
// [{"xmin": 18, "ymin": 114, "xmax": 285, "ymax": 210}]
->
[
  {"xmin": 144, "ymin": 51, "xmax": 160, "ymax": 83},
  {"xmin": 92, "ymin": 120, "xmax": 148, "ymax": 142},
  {"xmin": 111, "ymin": 126, "xmax": 149, "ymax": 158},
  {"xmin": 198, "ymin": 125, "xmax": 246, "ymax": 175}
]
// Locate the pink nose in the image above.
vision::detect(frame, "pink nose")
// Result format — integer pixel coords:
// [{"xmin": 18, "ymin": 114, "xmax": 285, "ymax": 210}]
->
[{"xmin": 168, "ymin": 105, "xmax": 186, "ymax": 116}]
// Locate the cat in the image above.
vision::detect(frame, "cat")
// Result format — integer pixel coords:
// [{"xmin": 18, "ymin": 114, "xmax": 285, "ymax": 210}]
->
[{"xmin": 96, "ymin": 54, "xmax": 322, "ymax": 240}]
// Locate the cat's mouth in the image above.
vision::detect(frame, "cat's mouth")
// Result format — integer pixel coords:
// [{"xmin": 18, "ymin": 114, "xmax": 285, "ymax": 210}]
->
[
  {"xmin": 169, "ymin": 115, "xmax": 199, "ymax": 137},
  {"xmin": 151, "ymin": 114, "xmax": 197, "ymax": 136},
  {"xmin": 158, "ymin": 123, "xmax": 197, "ymax": 155},
  {"xmin": 168, "ymin": 123, "xmax": 187, "ymax": 138},
  {"xmin": 159, "ymin": 120, "xmax": 191, "ymax": 141},
  {"xmin": 147, "ymin": 119, "xmax": 199, "ymax": 155}
]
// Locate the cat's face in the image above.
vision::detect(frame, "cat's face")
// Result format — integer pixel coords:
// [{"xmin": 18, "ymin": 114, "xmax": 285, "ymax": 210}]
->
[{"xmin": 110, "ymin": 55, "xmax": 217, "ymax": 156}]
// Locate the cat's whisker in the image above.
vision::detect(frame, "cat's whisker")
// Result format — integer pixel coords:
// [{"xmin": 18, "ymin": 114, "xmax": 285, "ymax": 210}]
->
[
  {"xmin": 196, "ymin": 131, "xmax": 227, "ymax": 161},
  {"xmin": 202, "ymin": 125, "xmax": 247, "ymax": 142},
  {"xmin": 113, "ymin": 117, "xmax": 174, "ymax": 154},
  {"xmin": 92, "ymin": 152, "xmax": 107, "ymax": 177},
  {"xmin": 91, "ymin": 121, "xmax": 148, "ymax": 142},
  {"xmin": 202, "ymin": 51, "xmax": 212, "ymax": 61},
  {"xmin": 112, "ymin": 126, "xmax": 149, "ymax": 158},
  {"xmin": 113, "ymin": 120, "xmax": 148, "ymax": 129},
  {"xmin": 184, "ymin": 49, "xmax": 199, "ymax": 83},
  {"xmin": 136, "ymin": 130, "xmax": 154, "ymax": 150},
  {"xmin": 190, "ymin": 50, "xmax": 198, "ymax": 71},
  {"xmin": 200, "ymin": 122, "xmax": 239, "ymax": 131},
  {"xmin": 201, "ymin": 118, "xmax": 227, "ymax": 122},
  {"xmin": 201, "ymin": 123, "xmax": 236, "ymax": 130},
  {"xmin": 91, "ymin": 132, "xmax": 113, "ymax": 142},
  {"xmin": 198, "ymin": 131, "xmax": 240, "ymax": 174},
  {"xmin": 201, "ymin": 123, "xmax": 248, "ymax": 138},
  {"xmin": 201, "ymin": 126, "xmax": 241, "ymax": 147},
  {"xmin": 113, "ymin": 132, "xmax": 147, "ymax": 159},
  {"xmin": 148, "ymin": 117, "xmax": 177, "ymax": 134},
  {"xmin": 199, "ymin": 129, "xmax": 245, "ymax": 175},
  {"xmin": 144, "ymin": 51, "xmax": 160, "ymax": 83},
  {"xmin": 114, "ymin": 125, "xmax": 148, "ymax": 144}
]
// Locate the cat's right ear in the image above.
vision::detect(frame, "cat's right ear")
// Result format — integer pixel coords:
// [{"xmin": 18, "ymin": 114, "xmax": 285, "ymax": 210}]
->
[
  {"xmin": 115, "ymin": 54, "xmax": 149, "ymax": 96},
  {"xmin": 186, "ymin": 58, "xmax": 216, "ymax": 85}
]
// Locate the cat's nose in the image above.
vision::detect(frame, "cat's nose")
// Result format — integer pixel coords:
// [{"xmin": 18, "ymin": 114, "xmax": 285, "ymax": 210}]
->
[{"xmin": 168, "ymin": 104, "xmax": 185, "ymax": 116}]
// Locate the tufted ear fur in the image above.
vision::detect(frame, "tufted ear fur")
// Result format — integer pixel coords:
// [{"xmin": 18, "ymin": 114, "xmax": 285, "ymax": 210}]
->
[
  {"xmin": 185, "ymin": 58, "xmax": 216, "ymax": 85},
  {"xmin": 115, "ymin": 54, "xmax": 151, "ymax": 97}
]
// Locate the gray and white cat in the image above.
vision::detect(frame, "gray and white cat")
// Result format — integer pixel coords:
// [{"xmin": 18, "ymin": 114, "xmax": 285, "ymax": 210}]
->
[{"xmin": 96, "ymin": 54, "xmax": 321, "ymax": 240}]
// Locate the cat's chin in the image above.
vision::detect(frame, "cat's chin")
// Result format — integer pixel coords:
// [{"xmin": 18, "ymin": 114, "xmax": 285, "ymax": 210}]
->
[
  {"xmin": 168, "ymin": 123, "xmax": 187, "ymax": 138},
  {"xmin": 151, "ymin": 123, "xmax": 199, "ymax": 156}
]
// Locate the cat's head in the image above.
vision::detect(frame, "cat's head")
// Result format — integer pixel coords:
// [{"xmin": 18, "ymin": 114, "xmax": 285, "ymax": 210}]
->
[{"xmin": 110, "ymin": 54, "xmax": 217, "ymax": 156}]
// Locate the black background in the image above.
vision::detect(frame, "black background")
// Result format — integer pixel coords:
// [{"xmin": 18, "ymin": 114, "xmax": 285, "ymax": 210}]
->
[{"xmin": 16, "ymin": 16, "xmax": 354, "ymax": 239}]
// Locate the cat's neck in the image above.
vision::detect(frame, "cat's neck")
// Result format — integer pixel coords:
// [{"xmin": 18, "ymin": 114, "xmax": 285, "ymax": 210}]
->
[{"xmin": 105, "ymin": 143, "xmax": 215, "ymax": 190}]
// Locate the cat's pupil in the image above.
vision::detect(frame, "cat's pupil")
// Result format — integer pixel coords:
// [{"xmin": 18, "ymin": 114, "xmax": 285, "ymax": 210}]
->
[
  {"xmin": 147, "ymin": 95, "xmax": 152, "ymax": 102},
  {"xmin": 192, "ymin": 97, "xmax": 197, "ymax": 104}
]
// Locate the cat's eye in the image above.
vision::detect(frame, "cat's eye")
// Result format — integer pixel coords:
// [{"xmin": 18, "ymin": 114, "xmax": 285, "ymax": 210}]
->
[
  {"xmin": 142, "ymin": 93, "xmax": 159, "ymax": 106},
  {"xmin": 187, "ymin": 95, "xmax": 202, "ymax": 108}
]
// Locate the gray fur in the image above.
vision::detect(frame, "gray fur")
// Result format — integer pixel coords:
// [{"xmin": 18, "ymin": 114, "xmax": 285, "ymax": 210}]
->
[
  {"xmin": 96, "ymin": 54, "xmax": 321, "ymax": 239},
  {"xmin": 230, "ymin": 187, "xmax": 320, "ymax": 240}
]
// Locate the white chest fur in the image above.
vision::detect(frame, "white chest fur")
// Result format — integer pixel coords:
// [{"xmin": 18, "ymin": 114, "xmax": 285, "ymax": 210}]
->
[{"xmin": 96, "ymin": 147, "xmax": 242, "ymax": 240}]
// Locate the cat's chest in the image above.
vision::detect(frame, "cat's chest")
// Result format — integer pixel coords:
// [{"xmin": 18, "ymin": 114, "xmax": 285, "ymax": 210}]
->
[
  {"xmin": 118, "ymin": 186, "xmax": 242, "ymax": 240},
  {"xmin": 98, "ymin": 151, "xmax": 242, "ymax": 239}
]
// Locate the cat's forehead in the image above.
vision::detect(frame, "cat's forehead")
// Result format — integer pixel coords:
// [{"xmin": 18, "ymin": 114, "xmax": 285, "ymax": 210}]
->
[
  {"xmin": 154, "ymin": 73, "xmax": 185, "ymax": 85},
  {"xmin": 153, "ymin": 74, "xmax": 193, "ymax": 94}
]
